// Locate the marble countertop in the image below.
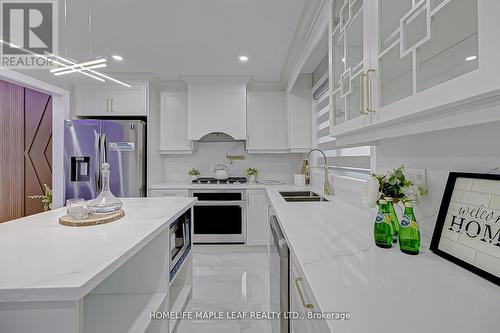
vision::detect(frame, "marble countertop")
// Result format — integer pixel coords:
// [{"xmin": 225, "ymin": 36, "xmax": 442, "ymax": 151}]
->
[
  {"xmin": 0, "ymin": 198, "xmax": 195, "ymax": 302},
  {"xmin": 265, "ymin": 185, "xmax": 500, "ymax": 333}
]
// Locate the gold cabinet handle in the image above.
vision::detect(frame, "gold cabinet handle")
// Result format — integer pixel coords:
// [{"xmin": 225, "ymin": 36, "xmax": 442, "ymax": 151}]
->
[
  {"xmin": 366, "ymin": 69, "xmax": 375, "ymax": 112},
  {"xmin": 295, "ymin": 277, "xmax": 314, "ymax": 309},
  {"xmin": 359, "ymin": 73, "xmax": 368, "ymax": 114}
]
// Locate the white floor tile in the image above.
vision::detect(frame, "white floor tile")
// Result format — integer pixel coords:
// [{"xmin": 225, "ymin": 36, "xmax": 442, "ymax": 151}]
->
[{"xmin": 176, "ymin": 246, "xmax": 272, "ymax": 333}]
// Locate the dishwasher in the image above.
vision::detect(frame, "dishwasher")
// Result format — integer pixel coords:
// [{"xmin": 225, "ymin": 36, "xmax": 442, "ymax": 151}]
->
[{"xmin": 269, "ymin": 215, "xmax": 289, "ymax": 333}]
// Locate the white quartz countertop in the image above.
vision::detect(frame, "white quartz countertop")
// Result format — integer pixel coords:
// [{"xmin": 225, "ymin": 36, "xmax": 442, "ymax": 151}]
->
[
  {"xmin": 265, "ymin": 185, "xmax": 500, "ymax": 333},
  {"xmin": 0, "ymin": 198, "xmax": 195, "ymax": 302}
]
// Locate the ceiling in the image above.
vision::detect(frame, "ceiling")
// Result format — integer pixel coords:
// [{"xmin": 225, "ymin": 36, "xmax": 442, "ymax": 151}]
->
[{"xmin": 60, "ymin": 0, "xmax": 306, "ymax": 82}]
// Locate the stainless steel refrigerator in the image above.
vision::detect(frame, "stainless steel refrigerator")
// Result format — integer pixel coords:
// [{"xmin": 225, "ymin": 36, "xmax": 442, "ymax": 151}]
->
[{"xmin": 64, "ymin": 119, "xmax": 146, "ymax": 201}]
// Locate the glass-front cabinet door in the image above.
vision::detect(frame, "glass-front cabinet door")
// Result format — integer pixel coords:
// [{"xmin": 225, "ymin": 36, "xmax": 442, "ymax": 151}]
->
[
  {"xmin": 372, "ymin": 0, "xmax": 500, "ymax": 123},
  {"xmin": 329, "ymin": 0, "xmax": 373, "ymax": 135},
  {"xmin": 330, "ymin": 0, "xmax": 500, "ymax": 140}
]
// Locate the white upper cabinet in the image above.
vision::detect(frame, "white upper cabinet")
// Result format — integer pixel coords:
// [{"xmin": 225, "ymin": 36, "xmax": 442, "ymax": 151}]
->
[
  {"xmin": 330, "ymin": 0, "xmax": 500, "ymax": 144},
  {"xmin": 74, "ymin": 85, "xmax": 110, "ymax": 116},
  {"xmin": 330, "ymin": 0, "xmax": 373, "ymax": 136},
  {"xmin": 158, "ymin": 91, "xmax": 192, "ymax": 154},
  {"xmin": 246, "ymin": 91, "xmax": 287, "ymax": 152},
  {"xmin": 184, "ymin": 76, "xmax": 249, "ymax": 140},
  {"xmin": 110, "ymin": 84, "xmax": 148, "ymax": 116},
  {"xmin": 75, "ymin": 81, "xmax": 149, "ymax": 116},
  {"xmin": 287, "ymin": 74, "xmax": 312, "ymax": 152}
]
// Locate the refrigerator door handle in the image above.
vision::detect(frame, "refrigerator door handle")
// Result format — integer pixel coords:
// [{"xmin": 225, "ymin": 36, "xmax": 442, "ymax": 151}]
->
[
  {"xmin": 101, "ymin": 133, "xmax": 108, "ymax": 164},
  {"xmin": 130, "ymin": 124, "xmax": 142, "ymax": 194},
  {"xmin": 95, "ymin": 132, "xmax": 101, "ymax": 192}
]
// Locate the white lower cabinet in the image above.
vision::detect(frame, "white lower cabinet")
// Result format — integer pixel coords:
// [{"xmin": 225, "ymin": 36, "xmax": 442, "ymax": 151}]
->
[
  {"xmin": 290, "ymin": 254, "xmax": 329, "ymax": 333},
  {"xmin": 246, "ymin": 189, "xmax": 269, "ymax": 245},
  {"xmin": 148, "ymin": 189, "xmax": 189, "ymax": 197}
]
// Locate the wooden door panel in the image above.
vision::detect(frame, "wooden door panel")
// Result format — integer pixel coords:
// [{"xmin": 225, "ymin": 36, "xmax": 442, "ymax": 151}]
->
[
  {"xmin": 0, "ymin": 80, "xmax": 25, "ymax": 222},
  {"xmin": 24, "ymin": 88, "xmax": 52, "ymax": 216}
]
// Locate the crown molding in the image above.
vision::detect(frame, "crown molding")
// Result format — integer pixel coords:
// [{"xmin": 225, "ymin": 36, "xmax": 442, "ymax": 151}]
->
[
  {"xmin": 247, "ymin": 80, "xmax": 285, "ymax": 92},
  {"xmin": 281, "ymin": 0, "xmax": 329, "ymax": 91}
]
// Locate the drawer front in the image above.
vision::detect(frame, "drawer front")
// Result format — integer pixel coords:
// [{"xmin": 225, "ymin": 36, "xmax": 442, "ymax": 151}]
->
[
  {"xmin": 290, "ymin": 255, "xmax": 330, "ymax": 332},
  {"xmin": 149, "ymin": 189, "xmax": 189, "ymax": 197}
]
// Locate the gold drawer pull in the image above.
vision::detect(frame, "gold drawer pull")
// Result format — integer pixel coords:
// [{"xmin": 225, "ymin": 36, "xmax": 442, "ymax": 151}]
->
[
  {"xmin": 359, "ymin": 73, "xmax": 368, "ymax": 114},
  {"xmin": 366, "ymin": 69, "xmax": 375, "ymax": 113},
  {"xmin": 295, "ymin": 277, "xmax": 314, "ymax": 309}
]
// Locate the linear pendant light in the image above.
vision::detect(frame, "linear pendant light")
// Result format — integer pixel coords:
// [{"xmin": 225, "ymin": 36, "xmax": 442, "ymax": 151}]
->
[
  {"xmin": 48, "ymin": 53, "xmax": 131, "ymax": 87},
  {"xmin": 0, "ymin": 39, "xmax": 129, "ymax": 86},
  {"xmin": 43, "ymin": 0, "xmax": 131, "ymax": 87},
  {"xmin": 0, "ymin": 39, "xmax": 106, "ymax": 83},
  {"xmin": 53, "ymin": 63, "xmax": 107, "ymax": 76},
  {"xmin": 50, "ymin": 57, "xmax": 106, "ymax": 73}
]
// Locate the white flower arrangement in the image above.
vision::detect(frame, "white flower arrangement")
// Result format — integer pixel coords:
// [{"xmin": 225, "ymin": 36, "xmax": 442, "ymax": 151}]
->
[{"xmin": 363, "ymin": 166, "xmax": 426, "ymax": 208}]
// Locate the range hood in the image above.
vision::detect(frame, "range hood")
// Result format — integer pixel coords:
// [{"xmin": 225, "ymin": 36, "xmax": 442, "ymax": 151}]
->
[
  {"xmin": 198, "ymin": 132, "xmax": 243, "ymax": 142},
  {"xmin": 183, "ymin": 75, "xmax": 250, "ymax": 141}
]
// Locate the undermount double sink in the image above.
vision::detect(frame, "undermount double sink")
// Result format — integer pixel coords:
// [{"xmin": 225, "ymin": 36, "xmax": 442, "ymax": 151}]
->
[{"xmin": 279, "ymin": 191, "xmax": 329, "ymax": 202}]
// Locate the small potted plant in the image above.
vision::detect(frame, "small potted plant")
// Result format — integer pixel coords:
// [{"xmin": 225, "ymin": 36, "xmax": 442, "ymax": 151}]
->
[
  {"xmin": 28, "ymin": 184, "xmax": 52, "ymax": 211},
  {"xmin": 363, "ymin": 166, "xmax": 426, "ymax": 208},
  {"xmin": 188, "ymin": 168, "xmax": 200, "ymax": 181},
  {"xmin": 246, "ymin": 168, "xmax": 258, "ymax": 184}
]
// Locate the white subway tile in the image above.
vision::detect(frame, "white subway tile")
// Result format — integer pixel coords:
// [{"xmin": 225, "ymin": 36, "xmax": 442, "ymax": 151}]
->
[
  {"xmin": 474, "ymin": 252, "xmax": 500, "ymax": 277},
  {"xmin": 455, "ymin": 177, "xmax": 473, "ymax": 191},
  {"xmin": 451, "ymin": 190, "xmax": 491, "ymax": 207},
  {"xmin": 471, "ymin": 179, "xmax": 500, "ymax": 195},
  {"xmin": 489, "ymin": 195, "xmax": 500, "ymax": 210},
  {"xmin": 441, "ymin": 224, "xmax": 460, "ymax": 242},
  {"xmin": 457, "ymin": 230, "xmax": 500, "ymax": 260},
  {"xmin": 438, "ymin": 238, "xmax": 476, "ymax": 264}
]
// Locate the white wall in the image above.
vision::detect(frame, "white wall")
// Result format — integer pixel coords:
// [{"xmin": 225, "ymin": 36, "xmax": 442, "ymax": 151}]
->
[
  {"xmin": 156, "ymin": 142, "xmax": 303, "ymax": 184},
  {"xmin": 375, "ymin": 121, "xmax": 500, "ymax": 239}
]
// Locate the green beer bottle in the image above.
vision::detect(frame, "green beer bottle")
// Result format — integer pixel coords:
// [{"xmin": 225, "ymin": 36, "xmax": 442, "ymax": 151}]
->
[
  {"xmin": 374, "ymin": 200, "xmax": 393, "ymax": 248},
  {"xmin": 385, "ymin": 198, "xmax": 399, "ymax": 243},
  {"xmin": 398, "ymin": 202, "xmax": 420, "ymax": 255}
]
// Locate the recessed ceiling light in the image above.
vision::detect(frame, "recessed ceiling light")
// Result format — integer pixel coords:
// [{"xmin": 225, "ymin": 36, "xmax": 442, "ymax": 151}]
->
[
  {"xmin": 239, "ymin": 55, "xmax": 249, "ymax": 63},
  {"xmin": 465, "ymin": 55, "xmax": 477, "ymax": 61},
  {"xmin": 112, "ymin": 55, "xmax": 123, "ymax": 61}
]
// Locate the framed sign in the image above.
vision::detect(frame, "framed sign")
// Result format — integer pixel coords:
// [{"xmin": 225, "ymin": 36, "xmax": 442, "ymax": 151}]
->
[{"xmin": 431, "ymin": 172, "xmax": 500, "ymax": 286}]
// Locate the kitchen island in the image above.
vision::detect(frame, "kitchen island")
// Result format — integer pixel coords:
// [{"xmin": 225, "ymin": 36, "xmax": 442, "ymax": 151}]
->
[{"xmin": 0, "ymin": 197, "xmax": 195, "ymax": 333}]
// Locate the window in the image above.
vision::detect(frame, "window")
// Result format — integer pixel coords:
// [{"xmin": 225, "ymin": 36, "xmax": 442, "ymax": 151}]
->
[{"xmin": 311, "ymin": 71, "xmax": 372, "ymax": 193}]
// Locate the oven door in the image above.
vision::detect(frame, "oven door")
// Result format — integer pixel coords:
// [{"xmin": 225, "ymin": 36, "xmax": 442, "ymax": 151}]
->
[{"xmin": 192, "ymin": 199, "xmax": 245, "ymax": 244}]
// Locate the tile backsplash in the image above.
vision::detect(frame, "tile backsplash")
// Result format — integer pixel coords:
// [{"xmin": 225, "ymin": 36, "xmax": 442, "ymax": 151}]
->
[{"xmin": 157, "ymin": 141, "xmax": 304, "ymax": 183}]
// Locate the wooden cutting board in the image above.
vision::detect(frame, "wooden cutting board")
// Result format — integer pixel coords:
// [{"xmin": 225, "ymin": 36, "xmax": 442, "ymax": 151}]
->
[{"xmin": 59, "ymin": 209, "xmax": 124, "ymax": 227}]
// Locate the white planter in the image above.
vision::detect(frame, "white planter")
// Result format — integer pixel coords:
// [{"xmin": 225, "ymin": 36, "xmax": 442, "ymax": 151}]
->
[{"xmin": 247, "ymin": 175, "xmax": 257, "ymax": 184}]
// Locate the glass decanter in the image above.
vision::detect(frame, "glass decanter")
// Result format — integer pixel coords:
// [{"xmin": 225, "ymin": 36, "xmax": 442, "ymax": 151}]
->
[{"xmin": 88, "ymin": 163, "xmax": 123, "ymax": 214}]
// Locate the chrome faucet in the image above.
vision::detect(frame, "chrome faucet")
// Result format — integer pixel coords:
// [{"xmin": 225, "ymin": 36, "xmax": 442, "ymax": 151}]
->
[{"xmin": 305, "ymin": 149, "xmax": 332, "ymax": 196}]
